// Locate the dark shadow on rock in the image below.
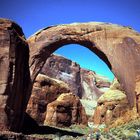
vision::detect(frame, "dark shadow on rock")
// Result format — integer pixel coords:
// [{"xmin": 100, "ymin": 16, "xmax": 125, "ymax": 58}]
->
[
  {"xmin": 0, "ymin": 136, "xmax": 8, "ymax": 140},
  {"xmin": 22, "ymin": 113, "xmax": 83, "ymax": 137}
]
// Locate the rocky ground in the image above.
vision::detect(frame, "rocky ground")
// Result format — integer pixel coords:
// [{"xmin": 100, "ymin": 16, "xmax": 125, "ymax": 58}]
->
[{"xmin": 1, "ymin": 118, "xmax": 140, "ymax": 140}]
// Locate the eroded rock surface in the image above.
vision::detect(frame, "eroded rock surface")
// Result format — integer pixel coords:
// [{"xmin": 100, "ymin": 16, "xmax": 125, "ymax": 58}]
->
[
  {"xmin": 80, "ymin": 68, "xmax": 110, "ymax": 100},
  {"xmin": 41, "ymin": 54, "xmax": 82, "ymax": 97},
  {"xmin": 0, "ymin": 18, "xmax": 30, "ymax": 131},
  {"xmin": 26, "ymin": 73, "xmax": 70, "ymax": 125},
  {"xmin": 41, "ymin": 54, "xmax": 110, "ymax": 100},
  {"xmin": 27, "ymin": 55, "xmax": 110, "ymax": 126},
  {"xmin": 93, "ymin": 79, "xmax": 130, "ymax": 124},
  {"xmin": 44, "ymin": 93, "xmax": 88, "ymax": 127}
]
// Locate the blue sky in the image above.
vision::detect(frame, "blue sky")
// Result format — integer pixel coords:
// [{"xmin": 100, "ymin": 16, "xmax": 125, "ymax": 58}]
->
[{"xmin": 0, "ymin": 0, "xmax": 140, "ymax": 81}]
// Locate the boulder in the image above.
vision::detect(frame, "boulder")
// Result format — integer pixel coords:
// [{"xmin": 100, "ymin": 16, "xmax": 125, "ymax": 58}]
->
[
  {"xmin": 26, "ymin": 73, "xmax": 70, "ymax": 125},
  {"xmin": 44, "ymin": 93, "xmax": 88, "ymax": 127},
  {"xmin": 0, "ymin": 18, "xmax": 30, "ymax": 131},
  {"xmin": 93, "ymin": 89, "xmax": 129, "ymax": 124},
  {"xmin": 93, "ymin": 79, "xmax": 129, "ymax": 124}
]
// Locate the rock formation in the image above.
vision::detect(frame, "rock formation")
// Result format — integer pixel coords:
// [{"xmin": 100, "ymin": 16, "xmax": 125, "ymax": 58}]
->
[
  {"xmin": 0, "ymin": 18, "xmax": 140, "ymax": 132},
  {"xmin": 26, "ymin": 73, "xmax": 70, "ymax": 125},
  {"xmin": 41, "ymin": 54, "xmax": 110, "ymax": 100},
  {"xmin": 26, "ymin": 56, "xmax": 110, "ymax": 126},
  {"xmin": 80, "ymin": 68, "xmax": 110, "ymax": 100},
  {"xmin": 44, "ymin": 93, "xmax": 88, "ymax": 127},
  {"xmin": 41, "ymin": 54, "xmax": 82, "ymax": 98},
  {"xmin": 0, "ymin": 18, "xmax": 30, "ymax": 131},
  {"xmin": 28, "ymin": 22, "xmax": 140, "ymax": 110},
  {"xmin": 93, "ymin": 79, "xmax": 130, "ymax": 124}
]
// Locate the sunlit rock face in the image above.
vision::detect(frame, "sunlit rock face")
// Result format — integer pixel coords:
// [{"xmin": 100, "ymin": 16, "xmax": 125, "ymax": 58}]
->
[
  {"xmin": 27, "ymin": 55, "xmax": 110, "ymax": 125},
  {"xmin": 93, "ymin": 79, "xmax": 130, "ymax": 124},
  {"xmin": 80, "ymin": 68, "xmax": 110, "ymax": 100},
  {"xmin": 26, "ymin": 73, "xmax": 70, "ymax": 125},
  {"xmin": 44, "ymin": 93, "xmax": 88, "ymax": 127},
  {"xmin": 41, "ymin": 54, "xmax": 111, "ymax": 100}
]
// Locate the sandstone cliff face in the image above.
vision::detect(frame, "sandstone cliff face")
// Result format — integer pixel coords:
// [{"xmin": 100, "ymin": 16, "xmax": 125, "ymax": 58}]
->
[
  {"xmin": 0, "ymin": 19, "xmax": 30, "ymax": 131},
  {"xmin": 80, "ymin": 68, "xmax": 110, "ymax": 100},
  {"xmin": 135, "ymin": 78, "xmax": 140, "ymax": 115},
  {"xmin": 93, "ymin": 79, "xmax": 130, "ymax": 124},
  {"xmin": 27, "ymin": 54, "xmax": 111, "ymax": 126},
  {"xmin": 44, "ymin": 93, "xmax": 88, "ymax": 127},
  {"xmin": 41, "ymin": 54, "xmax": 110, "ymax": 100},
  {"xmin": 41, "ymin": 54, "xmax": 82, "ymax": 98},
  {"xmin": 26, "ymin": 74, "xmax": 70, "ymax": 125}
]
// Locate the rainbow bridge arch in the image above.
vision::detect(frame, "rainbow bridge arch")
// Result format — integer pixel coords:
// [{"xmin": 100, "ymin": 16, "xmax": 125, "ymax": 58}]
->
[{"xmin": 0, "ymin": 19, "xmax": 140, "ymax": 131}]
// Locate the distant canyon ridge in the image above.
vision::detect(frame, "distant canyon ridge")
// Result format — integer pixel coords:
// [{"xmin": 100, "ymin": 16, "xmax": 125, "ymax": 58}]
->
[
  {"xmin": 41, "ymin": 54, "xmax": 111, "ymax": 100},
  {"xmin": 0, "ymin": 18, "xmax": 140, "ymax": 132}
]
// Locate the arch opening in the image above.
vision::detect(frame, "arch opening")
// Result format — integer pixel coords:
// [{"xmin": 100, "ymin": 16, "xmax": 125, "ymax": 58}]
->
[
  {"xmin": 30, "ymin": 40, "xmax": 113, "ymax": 83},
  {"xmin": 27, "ymin": 22, "xmax": 140, "ymax": 131},
  {"xmin": 26, "ymin": 43, "xmax": 115, "ymax": 128},
  {"xmin": 54, "ymin": 44, "xmax": 114, "ymax": 81}
]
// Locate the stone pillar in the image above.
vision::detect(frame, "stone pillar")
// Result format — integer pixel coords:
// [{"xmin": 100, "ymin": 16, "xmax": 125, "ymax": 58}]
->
[{"xmin": 0, "ymin": 18, "xmax": 30, "ymax": 131}]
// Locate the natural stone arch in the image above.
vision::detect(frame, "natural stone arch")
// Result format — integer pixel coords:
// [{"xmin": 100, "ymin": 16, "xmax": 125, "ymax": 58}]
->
[
  {"xmin": 0, "ymin": 19, "xmax": 140, "ymax": 132},
  {"xmin": 1, "ymin": 19, "xmax": 140, "ymax": 132},
  {"xmin": 28, "ymin": 22, "xmax": 140, "ymax": 110}
]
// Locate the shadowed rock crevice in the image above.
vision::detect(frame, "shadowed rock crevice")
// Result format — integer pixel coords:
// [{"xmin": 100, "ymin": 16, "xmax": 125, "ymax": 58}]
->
[{"xmin": 21, "ymin": 113, "xmax": 83, "ymax": 137}]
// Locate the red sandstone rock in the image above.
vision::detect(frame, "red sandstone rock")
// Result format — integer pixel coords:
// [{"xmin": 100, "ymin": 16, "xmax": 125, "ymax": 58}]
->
[
  {"xmin": 0, "ymin": 18, "xmax": 140, "ymax": 132},
  {"xmin": 28, "ymin": 22, "xmax": 140, "ymax": 111},
  {"xmin": 27, "ymin": 55, "xmax": 110, "ymax": 126},
  {"xmin": 93, "ymin": 80, "xmax": 129, "ymax": 124},
  {"xmin": 44, "ymin": 93, "xmax": 88, "ymax": 127},
  {"xmin": 41, "ymin": 54, "xmax": 82, "ymax": 98},
  {"xmin": 26, "ymin": 73, "xmax": 70, "ymax": 125},
  {"xmin": 0, "ymin": 18, "xmax": 30, "ymax": 131},
  {"xmin": 41, "ymin": 54, "xmax": 110, "ymax": 100},
  {"xmin": 80, "ymin": 68, "xmax": 110, "ymax": 100}
]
